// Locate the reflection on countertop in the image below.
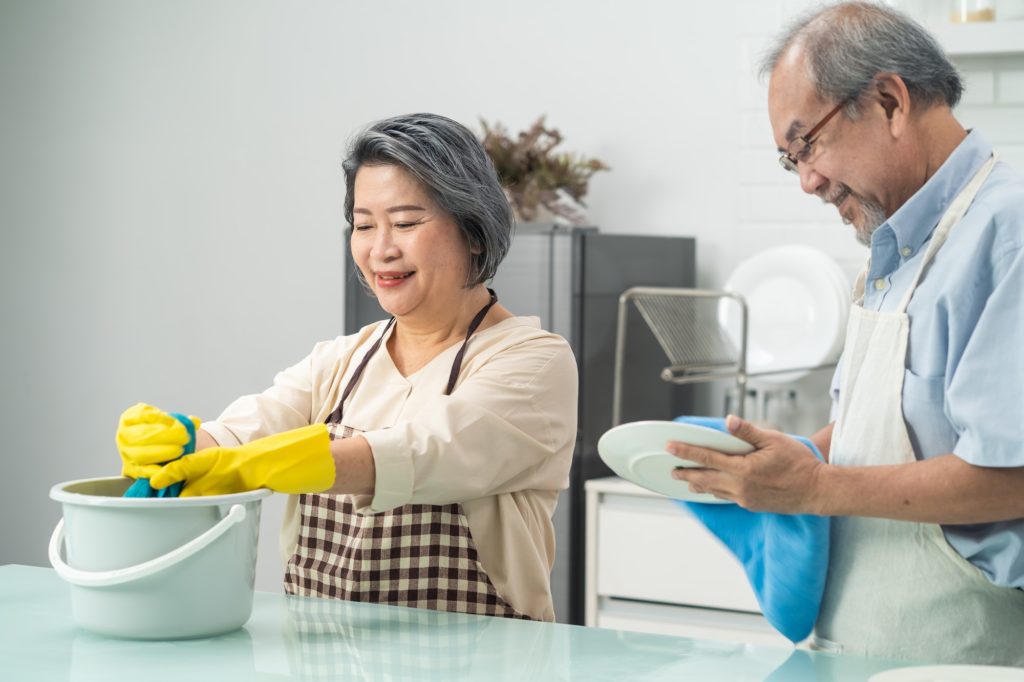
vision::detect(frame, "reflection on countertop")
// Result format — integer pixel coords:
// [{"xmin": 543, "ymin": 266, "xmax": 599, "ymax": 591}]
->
[{"xmin": 1, "ymin": 565, "xmax": 917, "ymax": 681}]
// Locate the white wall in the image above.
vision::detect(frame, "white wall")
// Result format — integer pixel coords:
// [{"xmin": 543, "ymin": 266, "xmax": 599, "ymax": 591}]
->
[{"xmin": 3, "ymin": 0, "xmax": 1022, "ymax": 602}]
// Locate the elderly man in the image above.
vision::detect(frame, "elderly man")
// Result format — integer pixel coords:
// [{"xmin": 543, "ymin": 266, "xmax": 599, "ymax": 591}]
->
[{"xmin": 671, "ymin": 1, "xmax": 1024, "ymax": 665}]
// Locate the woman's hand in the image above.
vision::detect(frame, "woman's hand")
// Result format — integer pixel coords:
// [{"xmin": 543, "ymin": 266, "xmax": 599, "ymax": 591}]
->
[
  {"xmin": 670, "ymin": 415, "xmax": 828, "ymax": 514},
  {"xmin": 116, "ymin": 403, "xmax": 200, "ymax": 479}
]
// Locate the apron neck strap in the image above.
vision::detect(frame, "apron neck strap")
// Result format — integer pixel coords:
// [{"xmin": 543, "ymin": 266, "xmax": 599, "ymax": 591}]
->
[
  {"xmin": 894, "ymin": 153, "xmax": 997, "ymax": 313},
  {"xmin": 327, "ymin": 289, "xmax": 499, "ymax": 424},
  {"xmin": 445, "ymin": 288, "xmax": 498, "ymax": 395},
  {"xmin": 326, "ymin": 316, "xmax": 396, "ymax": 424}
]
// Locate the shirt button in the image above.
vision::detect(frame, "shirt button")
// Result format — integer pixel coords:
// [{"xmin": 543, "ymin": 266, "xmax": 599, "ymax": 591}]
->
[
  {"xmin": 900, "ymin": 246, "xmax": 912, "ymax": 257},
  {"xmin": 874, "ymin": 278, "xmax": 887, "ymax": 291}
]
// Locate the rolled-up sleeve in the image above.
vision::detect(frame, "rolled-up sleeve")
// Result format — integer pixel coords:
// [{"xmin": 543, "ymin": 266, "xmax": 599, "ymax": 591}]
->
[{"xmin": 361, "ymin": 337, "xmax": 578, "ymax": 512}]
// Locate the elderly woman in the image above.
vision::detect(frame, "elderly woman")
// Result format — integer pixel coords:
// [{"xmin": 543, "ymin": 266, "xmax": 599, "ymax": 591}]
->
[{"xmin": 117, "ymin": 113, "xmax": 578, "ymax": 621}]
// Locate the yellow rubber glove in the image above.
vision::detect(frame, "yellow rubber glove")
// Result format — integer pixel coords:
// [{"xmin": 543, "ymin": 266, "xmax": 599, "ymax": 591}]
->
[
  {"xmin": 117, "ymin": 403, "xmax": 201, "ymax": 480},
  {"xmin": 148, "ymin": 424, "xmax": 335, "ymax": 497}
]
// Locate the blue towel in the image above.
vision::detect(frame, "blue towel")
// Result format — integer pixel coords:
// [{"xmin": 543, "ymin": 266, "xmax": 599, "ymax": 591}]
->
[
  {"xmin": 673, "ymin": 416, "xmax": 830, "ymax": 643},
  {"xmin": 122, "ymin": 412, "xmax": 195, "ymax": 498}
]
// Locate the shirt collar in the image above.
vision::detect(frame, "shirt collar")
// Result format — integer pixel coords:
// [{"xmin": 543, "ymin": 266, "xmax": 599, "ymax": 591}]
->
[{"xmin": 875, "ymin": 130, "xmax": 994, "ymax": 258}]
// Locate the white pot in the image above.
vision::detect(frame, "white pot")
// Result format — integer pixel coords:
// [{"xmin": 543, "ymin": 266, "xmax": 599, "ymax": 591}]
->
[{"xmin": 49, "ymin": 476, "xmax": 271, "ymax": 639}]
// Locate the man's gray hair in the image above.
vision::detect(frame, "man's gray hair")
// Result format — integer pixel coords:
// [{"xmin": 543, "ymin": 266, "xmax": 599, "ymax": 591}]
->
[
  {"xmin": 343, "ymin": 113, "xmax": 513, "ymax": 288},
  {"xmin": 760, "ymin": 1, "xmax": 963, "ymax": 115}
]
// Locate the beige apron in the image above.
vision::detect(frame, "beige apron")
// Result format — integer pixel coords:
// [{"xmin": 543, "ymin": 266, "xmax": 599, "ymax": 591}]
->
[
  {"xmin": 283, "ymin": 291, "xmax": 528, "ymax": 619},
  {"xmin": 814, "ymin": 154, "xmax": 1024, "ymax": 664}
]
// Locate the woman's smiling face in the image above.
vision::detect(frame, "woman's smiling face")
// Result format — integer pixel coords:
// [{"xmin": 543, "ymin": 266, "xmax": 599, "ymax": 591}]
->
[{"xmin": 349, "ymin": 164, "xmax": 474, "ymax": 321}]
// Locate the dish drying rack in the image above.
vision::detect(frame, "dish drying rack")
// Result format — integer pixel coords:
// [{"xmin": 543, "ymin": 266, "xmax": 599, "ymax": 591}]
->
[{"xmin": 611, "ymin": 286, "xmax": 837, "ymax": 426}]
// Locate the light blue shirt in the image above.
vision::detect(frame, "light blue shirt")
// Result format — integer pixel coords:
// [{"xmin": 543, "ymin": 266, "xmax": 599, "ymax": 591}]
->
[{"xmin": 830, "ymin": 130, "xmax": 1024, "ymax": 588}]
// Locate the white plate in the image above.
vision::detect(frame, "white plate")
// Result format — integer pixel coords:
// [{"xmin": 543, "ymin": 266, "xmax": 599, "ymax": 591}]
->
[
  {"xmin": 597, "ymin": 421, "xmax": 754, "ymax": 503},
  {"xmin": 869, "ymin": 665, "xmax": 1024, "ymax": 682},
  {"xmin": 719, "ymin": 246, "xmax": 850, "ymax": 384}
]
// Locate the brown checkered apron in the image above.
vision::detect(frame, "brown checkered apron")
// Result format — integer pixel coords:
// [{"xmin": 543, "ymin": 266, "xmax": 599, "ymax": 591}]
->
[{"xmin": 284, "ymin": 291, "xmax": 529, "ymax": 619}]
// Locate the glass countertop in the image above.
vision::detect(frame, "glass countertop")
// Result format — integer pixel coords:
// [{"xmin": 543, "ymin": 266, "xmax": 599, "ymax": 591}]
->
[{"xmin": 0, "ymin": 565, "xmax": 914, "ymax": 681}]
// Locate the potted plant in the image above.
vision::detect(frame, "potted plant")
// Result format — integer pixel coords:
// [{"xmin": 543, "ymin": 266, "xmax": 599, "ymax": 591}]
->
[{"xmin": 480, "ymin": 116, "xmax": 609, "ymax": 225}]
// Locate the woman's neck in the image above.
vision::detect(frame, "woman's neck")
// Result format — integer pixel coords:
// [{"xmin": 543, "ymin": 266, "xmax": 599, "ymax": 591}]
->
[{"xmin": 386, "ymin": 286, "xmax": 507, "ymax": 376}]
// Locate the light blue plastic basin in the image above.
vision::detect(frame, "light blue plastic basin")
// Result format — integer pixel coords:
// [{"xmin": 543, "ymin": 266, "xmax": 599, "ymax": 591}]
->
[{"xmin": 49, "ymin": 477, "xmax": 272, "ymax": 640}]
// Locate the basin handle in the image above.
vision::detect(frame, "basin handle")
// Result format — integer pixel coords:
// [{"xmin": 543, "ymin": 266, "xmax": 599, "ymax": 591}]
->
[{"xmin": 48, "ymin": 504, "xmax": 247, "ymax": 588}]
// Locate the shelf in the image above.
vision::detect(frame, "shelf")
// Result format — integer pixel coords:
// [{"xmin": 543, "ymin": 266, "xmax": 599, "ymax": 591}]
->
[{"xmin": 930, "ymin": 20, "xmax": 1024, "ymax": 56}]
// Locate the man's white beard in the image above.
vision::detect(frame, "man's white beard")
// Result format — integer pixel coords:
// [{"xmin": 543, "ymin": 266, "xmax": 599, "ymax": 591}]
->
[
  {"xmin": 833, "ymin": 183, "xmax": 887, "ymax": 246},
  {"xmin": 855, "ymin": 196, "xmax": 888, "ymax": 246}
]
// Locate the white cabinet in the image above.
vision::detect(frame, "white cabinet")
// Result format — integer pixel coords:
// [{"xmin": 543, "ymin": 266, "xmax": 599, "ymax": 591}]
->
[{"xmin": 584, "ymin": 476, "xmax": 793, "ymax": 648}]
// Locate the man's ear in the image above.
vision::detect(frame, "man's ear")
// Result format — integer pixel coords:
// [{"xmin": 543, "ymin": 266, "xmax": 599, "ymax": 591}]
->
[
  {"xmin": 880, "ymin": 92, "xmax": 898, "ymax": 119},
  {"xmin": 873, "ymin": 73, "xmax": 912, "ymax": 137}
]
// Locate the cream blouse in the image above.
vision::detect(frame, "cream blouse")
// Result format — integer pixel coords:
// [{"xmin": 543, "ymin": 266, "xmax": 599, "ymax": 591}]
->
[{"xmin": 201, "ymin": 316, "xmax": 578, "ymax": 621}]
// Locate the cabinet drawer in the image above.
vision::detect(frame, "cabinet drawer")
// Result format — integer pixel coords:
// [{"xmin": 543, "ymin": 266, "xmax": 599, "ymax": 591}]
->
[{"xmin": 595, "ymin": 493, "xmax": 759, "ymax": 612}]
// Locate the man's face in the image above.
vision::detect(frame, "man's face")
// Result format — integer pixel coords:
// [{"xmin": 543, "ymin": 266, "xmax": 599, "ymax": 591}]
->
[{"xmin": 767, "ymin": 47, "xmax": 891, "ymax": 246}]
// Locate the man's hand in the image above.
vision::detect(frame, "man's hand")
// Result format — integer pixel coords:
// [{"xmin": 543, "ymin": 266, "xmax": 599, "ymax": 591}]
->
[{"xmin": 670, "ymin": 415, "xmax": 828, "ymax": 514}]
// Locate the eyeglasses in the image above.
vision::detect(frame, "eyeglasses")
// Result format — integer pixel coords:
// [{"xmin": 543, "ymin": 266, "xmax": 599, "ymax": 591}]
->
[{"xmin": 778, "ymin": 100, "xmax": 848, "ymax": 174}]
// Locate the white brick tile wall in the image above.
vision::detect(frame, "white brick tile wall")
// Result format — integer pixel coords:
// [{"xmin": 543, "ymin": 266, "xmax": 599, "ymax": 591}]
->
[
  {"xmin": 960, "ymin": 69, "xmax": 997, "ymax": 105},
  {"xmin": 737, "ymin": 149, "xmax": 790, "ymax": 184},
  {"xmin": 739, "ymin": 110, "xmax": 776, "ymax": 149},
  {"xmin": 957, "ymin": 107, "xmax": 1024, "ymax": 142},
  {"xmin": 996, "ymin": 66, "xmax": 1024, "ymax": 103},
  {"xmin": 736, "ymin": 3, "xmax": 783, "ymax": 35},
  {"xmin": 996, "ymin": 144, "xmax": 1024, "ymax": 169},
  {"xmin": 740, "ymin": 186, "xmax": 841, "ymax": 223}
]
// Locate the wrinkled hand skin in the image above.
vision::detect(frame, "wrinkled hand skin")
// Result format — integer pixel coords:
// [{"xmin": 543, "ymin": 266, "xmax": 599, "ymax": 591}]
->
[{"xmin": 669, "ymin": 415, "xmax": 827, "ymax": 514}]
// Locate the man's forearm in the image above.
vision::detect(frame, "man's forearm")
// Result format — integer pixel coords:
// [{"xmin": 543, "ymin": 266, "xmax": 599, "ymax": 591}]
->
[{"xmin": 817, "ymin": 453, "xmax": 1024, "ymax": 523}]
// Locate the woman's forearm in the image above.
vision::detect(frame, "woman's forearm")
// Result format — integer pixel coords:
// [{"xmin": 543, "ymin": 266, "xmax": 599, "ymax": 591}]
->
[
  {"xmin": 196, "ymin": 429, "xmax": 220, "ymax": 451},
  {"xmin": 327, "ymin": 435, "xmax": 376, "ymax": 496}
]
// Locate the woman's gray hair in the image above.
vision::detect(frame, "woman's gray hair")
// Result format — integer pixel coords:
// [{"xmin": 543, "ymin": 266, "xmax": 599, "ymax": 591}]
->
[
  {"xmin": 343, "ymin": 113, "xmax": 513, "ymax": 288},
  {"xmin": 759, "ymin": 1, "xmax": 963, "ymax": 116}
]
